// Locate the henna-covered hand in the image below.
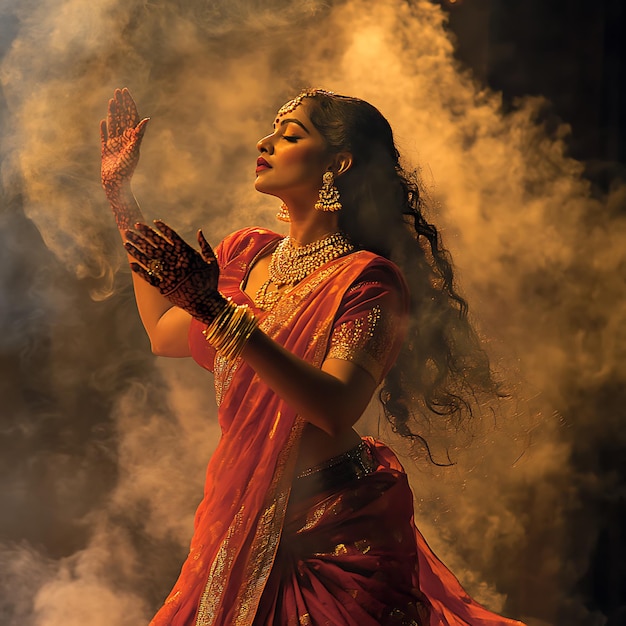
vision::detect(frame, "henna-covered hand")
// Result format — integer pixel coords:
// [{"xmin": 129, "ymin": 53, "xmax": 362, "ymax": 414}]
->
[
  {"xmin": 124, "ymin": 220, "xmax": 226, "ymax": 324},
  {"xmin": 100, "ymin": 88, "xmax": 149, "ymax": 230}
]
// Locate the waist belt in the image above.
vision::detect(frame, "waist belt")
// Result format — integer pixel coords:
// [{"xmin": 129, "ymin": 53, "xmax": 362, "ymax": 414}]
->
[{"xmin": 293, "ymin": 440, "xmax": 377, "ymax": 499}]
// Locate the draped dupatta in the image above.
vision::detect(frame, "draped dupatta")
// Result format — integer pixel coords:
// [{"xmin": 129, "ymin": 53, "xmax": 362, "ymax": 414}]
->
[{"xmin": 149, "ymin": 229, "xmax": 385, "ymax": 626}]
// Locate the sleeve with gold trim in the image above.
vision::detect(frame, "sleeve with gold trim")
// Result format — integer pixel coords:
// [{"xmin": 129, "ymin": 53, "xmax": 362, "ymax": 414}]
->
[{"xmin": 325, "ymin": 259, "xmax": 409, "ymax": 384}]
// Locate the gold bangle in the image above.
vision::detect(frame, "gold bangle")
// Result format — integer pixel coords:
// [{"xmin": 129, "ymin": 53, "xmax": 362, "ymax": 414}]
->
[
  {"xmin": 213, "ymin": 305, "xmax": 246, "ymax": 353},
  {"xmin": 203, "ymin": 299, "xmax": 236, "ymax": 343},
  {"xmin": 226, "ymin": 311, "xmax": 258, "ymax": 360},
  {"xmin": 202, "ymin": 300, "xmax": 257, "ymax": 362}
]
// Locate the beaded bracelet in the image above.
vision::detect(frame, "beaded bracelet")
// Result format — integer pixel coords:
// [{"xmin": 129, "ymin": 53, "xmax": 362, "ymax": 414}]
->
[{"xmin": 202, "ymin": 299, "xmax": 258, "ymax": 361}]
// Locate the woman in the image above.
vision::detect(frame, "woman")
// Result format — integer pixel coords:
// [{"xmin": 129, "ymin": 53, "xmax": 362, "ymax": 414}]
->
[{"xmin": 101, "ymin": 87, "xmax": 524, "ymax": 626}]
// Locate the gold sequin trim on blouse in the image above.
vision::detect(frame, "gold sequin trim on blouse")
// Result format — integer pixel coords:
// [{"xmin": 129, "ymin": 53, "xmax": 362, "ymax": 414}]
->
[{"xmin": 325, "ymin": 305, "xmax": 395, "ymax": 383}]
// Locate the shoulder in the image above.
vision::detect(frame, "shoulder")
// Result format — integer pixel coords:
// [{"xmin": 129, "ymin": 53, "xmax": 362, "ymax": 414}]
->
[
  {"xmin": 328, "ymin": 253, "xmax": 410, "ymax": 383},
  {"xmin": 217, "ymin": 227, "xmax": 281, "ymax": 265},
  {"xmin": 335, "ymin": 252, "xmax": 409, "ymax": 317},
  {"xmin": 349, "ymin": 253, "xmax": 409, "ymax": 300}
]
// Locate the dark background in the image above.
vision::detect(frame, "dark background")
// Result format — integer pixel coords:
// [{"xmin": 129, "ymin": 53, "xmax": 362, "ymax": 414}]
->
[{"xmin": 445, "ymin": 0, "xmax": 626, "ymax": 176}]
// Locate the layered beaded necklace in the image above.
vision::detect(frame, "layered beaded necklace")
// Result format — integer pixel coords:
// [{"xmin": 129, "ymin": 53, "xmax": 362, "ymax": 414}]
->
[{"xmin": 254, "ymin": 232, "xmax": 354, "ymax": 311}]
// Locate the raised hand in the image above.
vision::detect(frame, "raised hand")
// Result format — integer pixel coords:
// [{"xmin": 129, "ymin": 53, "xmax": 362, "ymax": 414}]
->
[
  {"xmin": 100, "ymin": 88, "xmax": 149, "ymax": 230},
  {"xmin": 124, "ymin": 220, "xmax": 226, "ymax": 324}
]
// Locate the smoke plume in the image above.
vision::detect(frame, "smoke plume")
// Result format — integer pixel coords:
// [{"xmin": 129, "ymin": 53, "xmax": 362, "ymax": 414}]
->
[{"xmin": 0, "ymin": 1, "xmax": 623, "ymax": 624}]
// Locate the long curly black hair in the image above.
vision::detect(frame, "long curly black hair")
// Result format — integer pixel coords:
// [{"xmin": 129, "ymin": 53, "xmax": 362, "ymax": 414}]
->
[{"xmin": 299, "ymin": 90, "xmax": 499, "ymax": 456}]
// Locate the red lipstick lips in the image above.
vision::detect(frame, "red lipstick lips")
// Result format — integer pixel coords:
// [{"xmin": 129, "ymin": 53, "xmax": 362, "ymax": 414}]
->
[{"xmin": 256, "ymin": 157, "xmax": 271, "ymax": 173}]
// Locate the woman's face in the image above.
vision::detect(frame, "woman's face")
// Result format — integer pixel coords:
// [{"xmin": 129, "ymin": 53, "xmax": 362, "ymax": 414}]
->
[{"xmin": 254, "ymin": 103, "xmax": 331, "ymax": 202}]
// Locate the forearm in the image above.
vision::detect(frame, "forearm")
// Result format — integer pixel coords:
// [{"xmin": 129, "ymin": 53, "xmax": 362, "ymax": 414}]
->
[
  {"xmin": 105, "ymin": 181, "xmax": 143, "ymax": 236},
  {"xmin": 100, "ymin": 90, "xmax": 191, "ymax": 354},
  {"xmin": 130, "ymin": 271, "xmax": 191, "ymax": 356},
  {"xmin": 107, "ymin": 184, "xmax": 192, "ymax": 356},
  {"xmin": 241, "ymin": 329, "xmax": 376, "ymax": 437}
]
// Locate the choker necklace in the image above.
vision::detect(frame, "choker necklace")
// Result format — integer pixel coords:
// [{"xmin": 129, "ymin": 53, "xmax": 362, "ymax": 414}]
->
[{"xmin": 254, "ymin": 232, "xmax": 354, "ymax": 310}]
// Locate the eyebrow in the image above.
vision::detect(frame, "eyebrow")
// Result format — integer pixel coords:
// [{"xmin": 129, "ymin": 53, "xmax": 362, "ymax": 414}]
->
[{"xmin": 274, "ymin": 118, "xmax": 311, "ymax": 133}]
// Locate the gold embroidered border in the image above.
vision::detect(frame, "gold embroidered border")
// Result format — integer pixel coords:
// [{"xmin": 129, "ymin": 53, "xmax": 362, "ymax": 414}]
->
[
  {"xmin": 231, "ymin": 417, "xmax": 306, "ymax": 624},
  {"xmin": 195, "ymin": 505, "xmax": 246, "ymax": 625},
  {"xmin": 193, "ymin": 419, "xmax": 305, "ymax": 626},
  {"xmin": 213, "ymin": 353, "xmax": 242, "ymax": 406}
]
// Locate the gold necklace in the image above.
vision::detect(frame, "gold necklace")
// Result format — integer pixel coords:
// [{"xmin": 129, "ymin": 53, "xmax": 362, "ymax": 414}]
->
[{"xmin": 254, "ymin": 232, "xmax": 354, "ymax": 310}]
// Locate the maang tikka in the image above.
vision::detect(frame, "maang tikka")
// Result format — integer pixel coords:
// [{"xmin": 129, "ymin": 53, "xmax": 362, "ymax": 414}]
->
[{"xmin": 314, "ymin": 171, "xmax": 342, "ymax": 212}]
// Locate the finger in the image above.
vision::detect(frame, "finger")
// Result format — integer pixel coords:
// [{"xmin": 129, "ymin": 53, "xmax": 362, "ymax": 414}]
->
[
  {"xmin": 107, "ymin": 97, "xmax": 118, "ymax": 139},
  {"xmin": 123, "ymin": 240, "xmax": 158, "ymax": 267},
  {"xmin": 126, "ymin": 222, "xmax": 166, "ymax": 249},
  {"xmin": 114, "ymin": 88, "xmax": 125, "ymax": 134},
  {"xmin": 129, "ymin": 262, "xmax": 161, "ymax": 288},
  {"xmin": 114, "ymin": 88, "xmax": 124, "ymax": 110},
  {"xmin": 136, "ymin": 117, "xmax": 150, "ymax": 140},
  {"xmin": 197, "ymin": 230, "xmax": 216, "ymax": 262},
  {"xmin": 153, "ymin": 219, "xmax": 187, "ymax": 246},
  {"xmin": 133, "ymin": 221, "xmax": 174, "ymax": 248},
  {"xmin": 124, "ymin": 227, "xmax": 162, "ymax": 253},
  {"xmin": 100, "ymin": 119, "xmax": 108, "ymax": 147},
  {"xmin": 121, "ymin": 87, "xmax": 139, "ymax": 128}
]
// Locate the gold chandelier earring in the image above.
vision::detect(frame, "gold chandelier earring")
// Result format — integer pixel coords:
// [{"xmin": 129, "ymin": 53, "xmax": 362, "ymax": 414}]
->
[
  {"xmin": 276, "ymin": 203, "xmax": 290, "ymax": 222},
  {"xmin": 314, "ymin": 171, "xmax": 342, "ymax": 212}
]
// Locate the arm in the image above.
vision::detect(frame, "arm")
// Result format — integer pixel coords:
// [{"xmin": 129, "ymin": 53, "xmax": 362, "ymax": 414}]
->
[
  {"xmin": 125, "ymin": 222, "xmax": 406, "ymax": 436},
  {"xmin": 241, "ymin": 275, "xmax": 404, "ymax": 435},
  {"xmin": 100, "ymin": 88, "xmax": 191, "ymax": 357},
  {"xmin": 242, "ymin": 331, "xmax": 378, "ymax": 436}
]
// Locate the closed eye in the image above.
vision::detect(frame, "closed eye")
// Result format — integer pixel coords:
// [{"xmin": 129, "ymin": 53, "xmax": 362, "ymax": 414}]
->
[{"xmin": 283, "ymin": 136, "xmax": 300, "ymax": 143}]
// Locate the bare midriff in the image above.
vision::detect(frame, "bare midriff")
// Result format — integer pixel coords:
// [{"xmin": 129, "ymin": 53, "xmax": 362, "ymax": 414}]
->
[{"xmin": 295, "ymin": 423, "xmax": 363, "ymax": 475}]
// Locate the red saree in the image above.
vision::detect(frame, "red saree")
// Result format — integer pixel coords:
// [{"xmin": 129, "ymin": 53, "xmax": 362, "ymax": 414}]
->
[{"xmin": 148, "ymin": 228, "xmax": 525, "ymax": 626}]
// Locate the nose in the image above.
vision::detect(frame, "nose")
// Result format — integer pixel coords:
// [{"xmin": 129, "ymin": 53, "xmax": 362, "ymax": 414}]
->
[{"xmin": 256, "ymin": 133, "xmax": 274, "ymax": 154}]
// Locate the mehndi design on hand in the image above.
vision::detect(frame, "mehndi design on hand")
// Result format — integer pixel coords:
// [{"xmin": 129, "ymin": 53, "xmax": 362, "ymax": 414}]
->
[
  {"xmin": 100, "ymin": 88, "xmax": 150, "ymax": 230},
  {"xmin": 124, "ymin": 220, "xmax": 227, "ymax": 324}
]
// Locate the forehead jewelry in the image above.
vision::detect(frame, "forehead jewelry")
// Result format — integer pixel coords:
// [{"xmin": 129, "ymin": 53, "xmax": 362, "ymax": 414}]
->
[{"xmin": 276, "ymin": 88, "xmax": 335, "ymax": 117}]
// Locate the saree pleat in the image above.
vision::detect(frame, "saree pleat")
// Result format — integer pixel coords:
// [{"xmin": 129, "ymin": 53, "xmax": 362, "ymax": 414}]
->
[
  {"xmin": 253, "ymin": 438, "xmax": 430, "ymax": 626},
  {"xmin": 254, "ymin": 439, "xmax": 524, "ymax": 626}
]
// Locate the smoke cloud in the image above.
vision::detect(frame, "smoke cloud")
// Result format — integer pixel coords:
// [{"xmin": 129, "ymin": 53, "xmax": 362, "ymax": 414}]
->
[{"xmin": 0, "ymin": 0, "xmax": 624, "ymax": 624}]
